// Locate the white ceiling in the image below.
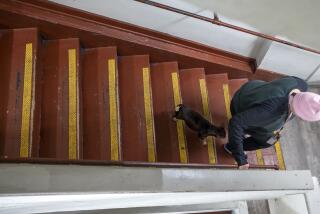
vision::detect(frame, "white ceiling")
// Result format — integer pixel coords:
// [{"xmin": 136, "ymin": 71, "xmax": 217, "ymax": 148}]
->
[{"xmin": 50, "ymin": 0, "xmax": 320, "ymax": 83}]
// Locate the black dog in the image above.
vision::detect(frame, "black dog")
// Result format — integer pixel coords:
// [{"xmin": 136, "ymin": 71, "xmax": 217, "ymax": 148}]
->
[{"xmin": 173, "ymin": 104, "xmax": 226, "ymax": 145}]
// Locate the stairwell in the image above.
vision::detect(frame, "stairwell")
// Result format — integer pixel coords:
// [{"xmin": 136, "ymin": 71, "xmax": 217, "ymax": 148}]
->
[
  {"xmin": 0, "ymin": 26, "xmax": 283, "ymax": 169},
  {"xmin": 2, "ymin": 1, "xmax": 315, "ymax": 214}
]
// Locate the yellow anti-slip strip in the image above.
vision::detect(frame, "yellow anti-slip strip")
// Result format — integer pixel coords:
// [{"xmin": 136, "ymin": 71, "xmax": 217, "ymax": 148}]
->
[
  {"xmin": 143, "ymin": 67, "xmax": 156, "ymax": 162},
  {"xmin": 108, "ymin": 59, "xmax": 119, "ymax": 161},
  {"xmin": 275, "ymin": 141, "xmax": 286, "ymax": 170},
  {"xmin": 171, "ymin": 72, "xmax": 188, "ymax": 163},
  {"xmin": 222, "ymin": 84, "xmax": 232, "ymax": 120},
  {"xmin": 199, "ymin": 79, "xmax": 216, "ymax": 164},
  {"xmin": 68, "ymin": 49, "xmax": 78, "ymax": 160},
  {"xmin": 256, "ymin": 150, "xmax": 265, "ymax": 165},
  {"xmin": 20, "ymin": 43, "xmax": 33, "ymax": 158}
]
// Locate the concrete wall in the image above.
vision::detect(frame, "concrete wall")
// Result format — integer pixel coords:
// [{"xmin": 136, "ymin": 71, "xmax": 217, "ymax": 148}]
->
[
  {"xmin": 49, "ymin": 0, "xmax": 320, "ymax": 82},
  {"xmin": 184, "ymin": 0, "xmax": 320, "ymax": 51},
  {"xmin": 247, "ymin": 200, "xmax": 270, "ymax": 214}
]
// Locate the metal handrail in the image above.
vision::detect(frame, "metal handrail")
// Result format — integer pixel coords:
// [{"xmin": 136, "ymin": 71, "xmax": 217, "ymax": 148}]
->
[{"xmin": 134, "ymin": 0, "xmax": 320, "ymax": 55}]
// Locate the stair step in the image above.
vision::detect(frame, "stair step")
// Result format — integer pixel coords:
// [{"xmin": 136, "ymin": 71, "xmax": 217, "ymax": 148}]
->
[
  {"xmin": 228, "ymin": 78, "xmax": 260, "ymax": 165},
  {"xmin": 0, "ymin": 28, "xmax": 40, "ymax": 158},
  {"xmin": 179, "ymin": 68, "xmax": 215, "ymax": 164},
  {"xmin": 82, "ymin": 47, "xmax": 120, "ymax": 161},
  {"xmin": 228, "ymin": 78, "xmax": 247, "ymax": 96},
  {"xmin": 150, "ymin": 62, "xmax": 186, "ymax": 163},
  {"xmin": 118, "ymin": 55, "xmax": 156, "ymax": 162},
  {"xmin": 206, "ymin": 73, "xmax": 235, "ymax": 164},
  {"xmin": 229, "ymin": 78, "xmax": 281, "ymax": 167},
  {"xmin": 0, "ymin": 25, "xmax": 280, "ymax": 170},
  {"xmin": 262, "ymin": 147, "xmax": 278, "ymax": 165},
  {"xmin": 40, "ymin": 38, "xmax": 81, "ymax": 159},
  {"xmin": 206, "ymin": 212, "xmax": 232, "ymax": 214}
]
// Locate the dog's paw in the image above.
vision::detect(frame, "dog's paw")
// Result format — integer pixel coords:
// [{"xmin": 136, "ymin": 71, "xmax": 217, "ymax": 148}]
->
[{"xmin": 175, "ymin": 105, "xmax": 181, "ymax": 111}]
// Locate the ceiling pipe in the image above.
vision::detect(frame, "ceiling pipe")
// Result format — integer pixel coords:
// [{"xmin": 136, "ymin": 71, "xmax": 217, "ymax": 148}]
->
[{"xmin": 134, "ymin": 0, "xmax": 320, "ymax": 55}]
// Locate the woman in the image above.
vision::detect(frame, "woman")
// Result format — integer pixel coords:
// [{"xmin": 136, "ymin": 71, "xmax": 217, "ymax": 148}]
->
[{"xmin": 224, "ymin": 76, "xmax": 320, "ymax": 169}]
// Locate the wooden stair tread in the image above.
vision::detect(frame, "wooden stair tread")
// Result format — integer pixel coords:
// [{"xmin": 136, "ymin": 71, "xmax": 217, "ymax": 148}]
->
[
  {"xmin": 228, "ymin": 78, "xmax": 248, "ymax": 98},
  {"xmin": 228, "ymin": 78, "xmax": 259, "ymax": 164},
  {"xmin": 40, "ymin": 38, "xmax": 81, "ymax": 159},
  {"xmin": 202, "ymin": 211, "xmax": 232, "ymax": 214},
  {"xmin": 206, "ymin": 73, "xmax": 235, "ymax": 164},
  {"xmin": 82, "ymin": 47, "xmax": 120, "ymax": 161},
  {"xmin": 0, "ymin": 28, "xmax": 40, "ymax": 158},
  {"xmin": 150, "ymin": 62, "xmax": 184, "ymax": 163},
  {"xmin": 118, "ymin": 55, "xmax": 156, "ymax": 162},
  {"xmin": 229, "ymin": 78, "xmax": 280, "ymax": 166},
  {"xmin": 179, "ymin": 68, "xmax": 212, "ymax": 164}
]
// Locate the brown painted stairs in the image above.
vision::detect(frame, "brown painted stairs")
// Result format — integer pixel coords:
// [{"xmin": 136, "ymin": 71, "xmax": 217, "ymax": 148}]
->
[{"xmin": 0, "ymin": 28, "xmax": 281, "ymax": 169}]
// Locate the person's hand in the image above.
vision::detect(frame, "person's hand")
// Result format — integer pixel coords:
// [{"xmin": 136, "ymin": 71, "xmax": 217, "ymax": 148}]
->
[{"xmin": 238, "ymin": 163, "xmax": 249, "ymax": 170}]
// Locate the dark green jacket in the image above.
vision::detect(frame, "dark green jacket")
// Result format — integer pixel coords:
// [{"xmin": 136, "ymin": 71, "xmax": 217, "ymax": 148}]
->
[{"xmin": 229, "ymin": 76, "xmax": 308, "ymax": 165}]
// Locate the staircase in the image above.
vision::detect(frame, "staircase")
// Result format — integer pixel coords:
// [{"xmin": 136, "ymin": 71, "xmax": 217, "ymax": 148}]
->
[
  {"xmin": 0, "ymin": 25, "xmax": 282, "ymax": 170},
  {"xmin": 0, "ymin": 0, "xmax": 285, "ymax": 171}
]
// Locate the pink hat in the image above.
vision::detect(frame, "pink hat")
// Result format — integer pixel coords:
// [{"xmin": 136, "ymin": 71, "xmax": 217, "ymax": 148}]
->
[{"xmin": 292, "ymin": 92, "xmax": 320, "ymax": 122}]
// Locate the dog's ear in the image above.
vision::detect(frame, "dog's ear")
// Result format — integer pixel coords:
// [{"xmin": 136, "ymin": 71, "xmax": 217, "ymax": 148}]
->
[
  {"xmin": 173, "ymin": 106, "xmax": 183, "ymax": 120},
  {"xmin": 174, "ymin": 104, "xmax": 187, "ymax": 118}
]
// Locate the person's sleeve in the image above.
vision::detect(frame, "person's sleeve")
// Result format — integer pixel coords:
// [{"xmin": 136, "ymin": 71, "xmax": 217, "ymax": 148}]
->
[
  {"xmin": 291, "ymin": 76, "xmax": 308, "ymax": 92},
  {"xmin": 228, "ymin": 98, "xmax": 284, "ymax": 166}
]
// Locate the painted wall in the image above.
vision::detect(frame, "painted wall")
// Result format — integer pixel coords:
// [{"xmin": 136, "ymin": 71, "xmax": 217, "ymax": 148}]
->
[
  {"xmin": 50, "ymin": 0, "xmax": 320, "ymax": 83},
  {"xmin": 184, "ymin": 0, "xmax": 320, "ymax": 51}
]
